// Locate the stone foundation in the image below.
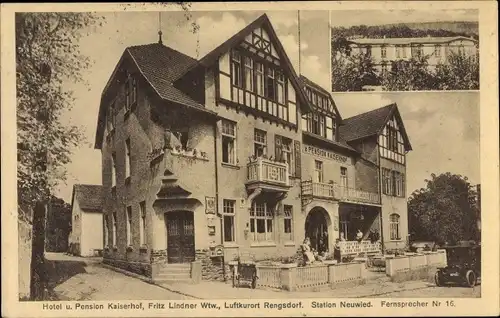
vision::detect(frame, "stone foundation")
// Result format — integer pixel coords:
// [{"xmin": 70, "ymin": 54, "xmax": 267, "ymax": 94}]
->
[
  {"xmin": 103, "ymin": 257, "xmax": 152, "ymax": 278},
  {"xmin": 195, "ymin": 249, "xmax": 225, "ymax": 281},
  {"xmin": 150, "ymin": 249, "xmax": 168, "ymax": 264}
]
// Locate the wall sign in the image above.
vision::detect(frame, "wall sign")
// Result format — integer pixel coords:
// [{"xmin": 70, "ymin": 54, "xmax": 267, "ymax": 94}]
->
[
  {"xmin": 205, "ymin": 196, "xmax": 216, "ymax": 214},
  {"xmin": 303, "ymin": 145, "xmax": 348, "ymax": 163}
]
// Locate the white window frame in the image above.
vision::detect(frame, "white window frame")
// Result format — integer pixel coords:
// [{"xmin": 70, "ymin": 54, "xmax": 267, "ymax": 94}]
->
[
  {"xmin": 111, "ymin": 153, "xmax": 117, "ymax": 188},
  {"xmin": 231, "ymin": 50, "xmax": 243, "ymax": 88},
  {"xmin": 243, "ymin": 56, "xmax": 254, "ymax": 91},
  {"xmin": 283, "ymin": 205, "xmax": 293, "ymax": 242},
  {"xmin": 254, "ymin": 129, "xmax": 267, "ymax": 157},
  {"xmin": 126, "ymin": 206, "xmax": 132, "ymax": 246},
  {"xmin": 390, "ymin": 213, "xmax": 401, "ymax": 240},
  {"xmin": 381, "ymin": 45, "xmax": 387, "ymax": 58},
  {"xmin": 125, "ymin": 139, "xmax": 131, "ymax": 180},
  {"xmin": 221, "ymin": 120, "xmax": 237, "ymax": 165},
  {"xmin": 222, "ymin": 199, "xmax": 236, "ymax": 243},
  {"xmin": 340, "ymin": 167, "xmax": 348, "ymax": 188},
  {"xmin": 250, "ymin": 202, "xmax": 274, "ymax": 242},
  {"xmin": 281, "ymin": 137, "xmax": 294, "ymax": 175},
  {"xmin": 112, "ymin": 212, "xmax": 117, "ymax": 247},
  {"xmin": 314, "ymin": 160, "xmax": 324, "ymax": 183},
  {"xmin": 139, "ymin": 201, "xmax": 146, "ymax": 246}
]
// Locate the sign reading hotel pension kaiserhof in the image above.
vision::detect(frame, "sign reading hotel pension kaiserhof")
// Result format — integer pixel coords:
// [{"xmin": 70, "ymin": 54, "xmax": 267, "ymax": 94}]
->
[{"xmin": 303, "ymin": 144, "xmax": 349, "ymax": 163}]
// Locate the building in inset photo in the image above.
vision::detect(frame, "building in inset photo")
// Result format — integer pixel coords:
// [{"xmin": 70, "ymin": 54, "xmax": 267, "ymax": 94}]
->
[{"xmin": 330, "ymin": 9, "xmax": 479, "ymax": 92}]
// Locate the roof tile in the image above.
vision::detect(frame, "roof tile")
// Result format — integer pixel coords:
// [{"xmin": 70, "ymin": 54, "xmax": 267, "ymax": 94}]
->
[
  {"xmin": 73, "ymin": 184, "xmax": 103, "ymax": 212},
  {"xmin": 339, "ymin": 104, "xmax": 395, "ymax": 141}
]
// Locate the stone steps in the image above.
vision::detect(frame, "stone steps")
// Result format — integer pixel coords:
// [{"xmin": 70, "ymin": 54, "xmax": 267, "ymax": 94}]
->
[{"xmin": 154, "ymin": 264, "xmax": 193, "ymax": 284}]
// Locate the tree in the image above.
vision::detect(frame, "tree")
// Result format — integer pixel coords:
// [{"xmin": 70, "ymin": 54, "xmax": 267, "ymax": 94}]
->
[
  {"xmin": 332, "ymin": 52, "xmax": 379, "ymax": 91},
  {"xmin": 381, "ymin": 55, "xmax": 436, "ymax": 91},
  {"xmin": 16, "ymin": 12, "xmax": 104, "ymax": 300},
  {"xmin": 408, "ymin": 173, "xmax": 480, "ymax": 246},
  {"xmin": 434, "ymin": 50, "xmax": 479, "ymax": 90}
]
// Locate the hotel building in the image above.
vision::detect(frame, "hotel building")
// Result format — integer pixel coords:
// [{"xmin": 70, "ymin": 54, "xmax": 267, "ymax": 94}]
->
[{"xmin": 94, "ymin": 14, "xmax": 412, "ymax": 282}]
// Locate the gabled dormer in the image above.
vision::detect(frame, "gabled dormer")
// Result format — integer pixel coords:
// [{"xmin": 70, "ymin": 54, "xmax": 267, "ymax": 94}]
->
[
  {"xmin": 300, "ymin": 75, "xmax": 343, "ymax": 143},
  {"xmin": 179, "ymin": 14, "xmax": 312, "ymax": 129},
  {"xmin": 378, "ymin": 109, "xmax": 411, "ymax": 165}
]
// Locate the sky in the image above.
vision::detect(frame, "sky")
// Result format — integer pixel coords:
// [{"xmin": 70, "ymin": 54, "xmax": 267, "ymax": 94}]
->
[
  {"xmin": 330, "ymin": 9, "xmax": 478, "ymax": 27},
  {"xmin": 333, "ymin": 91, "xmax": 480, "ymax": 194},
  {"xmin": 55, "ymin": 10, "xmax": 479, "ymax": 203}
]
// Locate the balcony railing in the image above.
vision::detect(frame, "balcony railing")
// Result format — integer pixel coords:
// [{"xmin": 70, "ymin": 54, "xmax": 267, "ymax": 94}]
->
[
  {"xmin": 301, "ymin": 181, "xmax": 335, "ymax": 199},
  {"xmin": 301, "ymin": 181, "xmax": 380, "ymax": 205},
  {"xmin": 247, "ymin": 157, "xmax": 289, "ymax": 187},
  {"xmin": 334, "ymin": 186, "xmax": 380, "ymax": 205}
]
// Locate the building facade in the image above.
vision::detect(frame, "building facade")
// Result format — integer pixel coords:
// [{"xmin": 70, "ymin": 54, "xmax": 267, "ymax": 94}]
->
[
  {"xmin": 95, "ymin": 14, "xmax": 412, "ymax": 282},
  {"xmin": 70, "ymin": 184, "xmax": 104, "ymax": 257},
  {"xmin": 348, "ymin": 36, "xmax": 478, "ymax": 73}
]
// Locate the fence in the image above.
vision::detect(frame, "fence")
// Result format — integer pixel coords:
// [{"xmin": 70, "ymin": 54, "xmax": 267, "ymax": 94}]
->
[
  {"xmin": 252, "ymin": 262, "xmax": 365, "ymax": 291},
  {"xmin": 385, "ymin": 251, "xmax": 447, "ymax": 281}
]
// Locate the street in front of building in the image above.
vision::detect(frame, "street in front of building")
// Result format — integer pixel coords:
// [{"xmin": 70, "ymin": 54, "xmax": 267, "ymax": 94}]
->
[{"xmin": 45, "ymin": 253, "xmax": 479, "ymax": 301}]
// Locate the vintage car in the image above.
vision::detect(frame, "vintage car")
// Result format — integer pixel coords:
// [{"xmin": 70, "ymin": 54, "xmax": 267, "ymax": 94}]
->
[{"xmin": 435, "ymin": 243, "xmax": 481, "ymax": 288}]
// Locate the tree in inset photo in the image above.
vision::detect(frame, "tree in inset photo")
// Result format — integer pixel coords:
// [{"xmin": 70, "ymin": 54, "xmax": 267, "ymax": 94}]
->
[
  {"xmin": 434, "ymin": 50, "xmax": 480, "ymax": 90},
  {"xmin": 381, "ymin": 56, "xmax": 436, "ymax": 91}
]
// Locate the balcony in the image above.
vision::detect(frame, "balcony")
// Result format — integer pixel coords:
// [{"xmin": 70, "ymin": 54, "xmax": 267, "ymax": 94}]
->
[
  {"xmin": 301, "ymin": 181, "xmax": 380, "ymax": 205},
  {"xmin": 246, "ymin": 157, "xmax": 290, "ymax": 192}
]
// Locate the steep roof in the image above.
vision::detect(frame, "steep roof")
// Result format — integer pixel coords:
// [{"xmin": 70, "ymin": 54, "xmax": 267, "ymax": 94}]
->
[
  {"xmin": 339, "ymin": 103, "xmax": 412, "ymax": 150},
  {"xmin": 299, "ymin": 75, "xmax": 342, "ymax": 121},
  {"xmin": 180, "ymin": 13, "xmax": 312, "ymax": 113},
  {"xmin": 95, "ymin": 43, "xmax": 218, "ymax": 149},
  {"xmin": 348, "ymin": 36, "xmax": 477, "ymax": 46},
  {"xmin": 71, "ymin": 184, "xmax": 103, "ymax": 212}
]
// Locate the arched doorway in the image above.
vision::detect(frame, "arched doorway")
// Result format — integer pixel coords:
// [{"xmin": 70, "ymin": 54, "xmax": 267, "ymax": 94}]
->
[
  {"xmin": 165, "ymin": 211, "xmax": 195, "ymax": 263},
  {"xmin": 305, "ymin": 207, "xmax": 331, "ymax": 254}
]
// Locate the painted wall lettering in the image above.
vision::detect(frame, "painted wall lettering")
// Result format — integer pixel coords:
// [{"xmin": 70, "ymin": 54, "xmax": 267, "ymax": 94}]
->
[{"xmin": 303, "ymin": 145, "xmax": 349, "ymax": 163}]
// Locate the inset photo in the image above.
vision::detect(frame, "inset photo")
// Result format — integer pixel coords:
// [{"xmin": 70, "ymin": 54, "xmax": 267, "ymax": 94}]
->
[{"xmin": 330, "ymin": 9, "xmax": 479, "ymax": 92}]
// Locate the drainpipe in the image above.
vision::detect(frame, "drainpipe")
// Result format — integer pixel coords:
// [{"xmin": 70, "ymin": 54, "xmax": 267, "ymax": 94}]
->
[
  {"xmin": 213, "ymin": 123, "xmax": 225, "ymax": 281},
  {"xmin": 376, "ymin": 144, "xmax": 385, "ymax": 254}
]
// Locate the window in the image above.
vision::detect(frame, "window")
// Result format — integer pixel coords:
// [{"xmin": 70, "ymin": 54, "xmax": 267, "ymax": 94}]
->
[
  {"xmin": 104, "ymin": 217, "xmax": 109, "ymax": 247},
  {"xmin": 412, "ymin": 45, "xmax": 423, "ymax": 58},
  {"xmin": 131, "ymin": 77, "xmax": 137, "ymax": 105},
  {"xmin": 283, "ymin": 205, "xmax": 293, "ymax": 241},
  {"xmin": 125, "ymin": 139, "xmax": 131, "ymax": 180},
  {"xmin": 381, "ymin": 46, "xmax": 387, "ymax": 58},
  {"xmin": 381, "ymin": 63, "xmax": 388, "ymax": 75},
  {"xmin": 387, "ymin": 126, "xmax": 398, "ymax": 152},
  {"xmin": 111, "ymin": 153, "xmax": 117, "ymax": 188},
  {"xmin": 231, "ymin": 50, "xmax": 242, "ymax": 87},
  {"xmin": 390, "ymin": 214, "xmax": 401, "ymax": 240},
  {"xmin": 314, "ymin": 160, "xmax": 324, "ymax": 183},
  {"xmin": 250, "ymin": 202, "xmax": 274, "ymax": 242},
  {"xmin": 107, "ymin": 102, "xmax": 115, "ymax": 133},
  {"xmin": 402, "ymin": 45, "xmax": 407, "ymax": 58},
  {"xmin": 222, "ymin": 200, "xmax": 236, "ymax": 243},
  {"xmin": 265, "ymin": 67, "xmax": 275, "ymax": 100},
  {"xmin": 221, "ymin": 120, "xmax": 236, "ymax": 164},
  {"xmin": 255, "ymin": 62, "xmax": 264, "ymax": 96},
  {"xmin": 276, "ymin": 135, "xmax": 295, "ymax": 175},
  {"xmin": 276, "ymin": 71, "xmax": 285, "ymax": 105},
  {"xmin": 392, "ymin": 171, "xmax": 405, "ymax": 197},
  {"xmin": 366, "ymin": 46, "xmax": 372, "ymax": 57},
  {"xmin": 112, "ymin": 212, "xmax": 117, "ymax": 247},
  {"xmin": 139, "ymin": 201, "xmax": 146, "ymax": 246},
  {"xmin": 243, "ymin": 56, "xmax": 254, "ymax": 91},
  {"xmin": 434, "ymin": 45, "xmax": 441, "ymax": 57},
  {"xmin": 340, "ymin": 167, "xmax": 348, "ymax": 188},
  {"xmin": 395, "ymin": 46, "xmax": 401, "ymax": 58},
  {"xmin": 254, "ymin": 129, "xmax": 267, "ymax": 157},
  {"xmin": 126, "ymin": 206, "xmax": 132, "ymax": 246},
  {"xmin": 382, "ymin": 168, "xmax": 392, "ymax": 195},
  {"xmin": 326, "ymin": 116, "xmax": 335, "ymax": 140},
  {"xmin": 125, "ymin": 73, "xmax": 131, "ymax": 112}
]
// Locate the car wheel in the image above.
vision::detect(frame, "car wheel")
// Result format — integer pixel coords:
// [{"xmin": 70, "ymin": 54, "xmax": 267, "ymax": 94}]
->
[
  {"xmin": 465, "ymin": 270, "xmax": 476, "ymax": 288},
  {"xmin": 435, "ymin": 271, "xmax": 444, "ymax": 287}
]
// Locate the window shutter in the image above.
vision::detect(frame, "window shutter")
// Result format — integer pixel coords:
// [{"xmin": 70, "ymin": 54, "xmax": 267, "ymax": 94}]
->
[{"xmin": 294, "ymin": 140, "xmax": 301, "ymax": 178}]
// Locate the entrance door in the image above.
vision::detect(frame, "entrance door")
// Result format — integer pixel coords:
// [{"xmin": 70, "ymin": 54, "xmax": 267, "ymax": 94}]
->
[
  {"xmin": 166, "ymin": 211, "xmax": 195, "ymax": 263},
  {"xmin": 305, "ymin": 208, "xmax": 329, "ymax": 254}
]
